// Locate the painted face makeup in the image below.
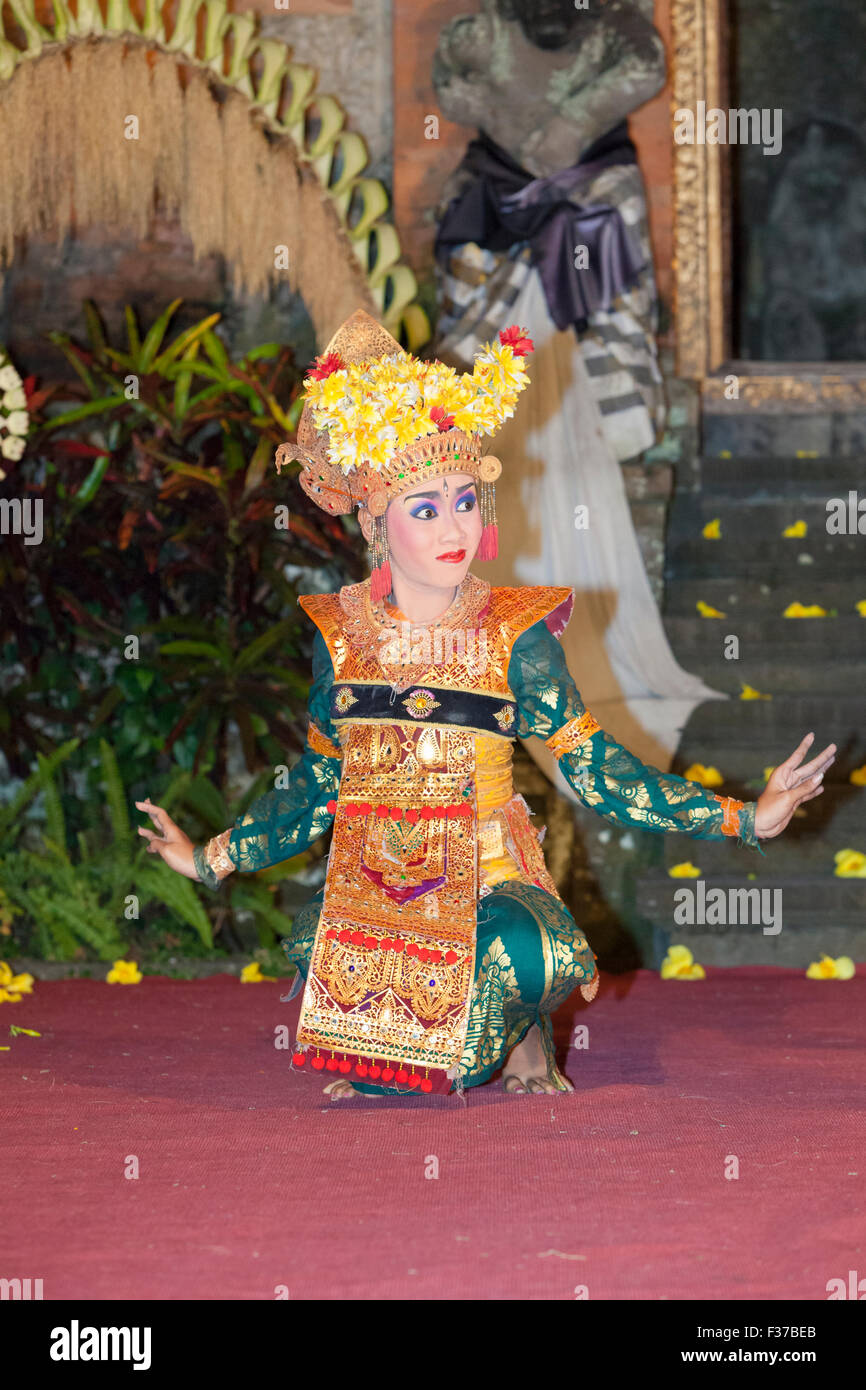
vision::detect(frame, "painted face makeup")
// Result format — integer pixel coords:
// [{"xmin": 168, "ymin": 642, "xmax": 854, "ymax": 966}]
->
[{"xmin": 385, "ymin": 472, "xmax": 483, "ymax": 595}]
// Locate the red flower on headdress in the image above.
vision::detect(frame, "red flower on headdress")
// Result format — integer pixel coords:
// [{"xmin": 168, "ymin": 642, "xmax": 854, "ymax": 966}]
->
[
  {"xmin": 499, "ymin": 325, "xmax": 534, "ymax": 356},
  {"xmin": 429, "ymin": 406, "xmax": 455, "ymax": 432},
  {"xmin": 307, "ymin": 351, "xmax": 345, "ymax": 380}
]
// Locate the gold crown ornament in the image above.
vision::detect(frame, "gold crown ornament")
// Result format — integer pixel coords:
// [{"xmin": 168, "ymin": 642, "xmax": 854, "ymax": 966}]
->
[{"xmin": 275, "ymin": 308, "xmax": 534, "ymax": 600}]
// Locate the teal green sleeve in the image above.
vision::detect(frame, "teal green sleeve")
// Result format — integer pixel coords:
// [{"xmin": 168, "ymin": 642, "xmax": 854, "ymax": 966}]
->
[
  {"xmin": 508, "ymin": 620, "xmax": 762, "ymax": 852},
  {"xmin": 193, "ymin": 630, "xmax": 342, "ymax": 888}
]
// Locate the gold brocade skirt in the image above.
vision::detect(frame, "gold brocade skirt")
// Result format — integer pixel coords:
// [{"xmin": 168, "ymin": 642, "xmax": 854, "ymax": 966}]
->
[{"xmin": 283, "ymin": 879, "xmax": 596, "ymax": 1093}]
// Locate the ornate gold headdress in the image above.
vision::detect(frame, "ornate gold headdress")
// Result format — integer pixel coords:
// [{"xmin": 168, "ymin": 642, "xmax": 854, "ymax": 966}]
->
[{"xmin": 275, "ymin": 308, "xmax": 534, "ymax": 600}]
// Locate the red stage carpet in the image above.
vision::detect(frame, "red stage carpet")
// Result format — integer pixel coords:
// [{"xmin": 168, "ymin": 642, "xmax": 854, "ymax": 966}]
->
[{"xmin": 4, "ymin": 966, "xmax": 864, "ymax": 1300}]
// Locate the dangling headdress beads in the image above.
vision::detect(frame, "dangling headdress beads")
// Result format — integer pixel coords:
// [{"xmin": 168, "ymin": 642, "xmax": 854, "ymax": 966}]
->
[
  {"xmin": 478, "ymin": 480, "xmax": 497, "ymax": 560},
  {"xmin": 369, "ymin": 511, "xmax": 392, "ymax": 603}
]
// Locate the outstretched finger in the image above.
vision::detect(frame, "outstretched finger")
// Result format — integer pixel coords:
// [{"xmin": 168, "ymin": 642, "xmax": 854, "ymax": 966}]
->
[
  {"xmin": 795, "ymin": 744, "xmax": 837, "ymax": 781},
  {"xmin": 778, "ymin": 731, "xmax": 815, "ymax": 774},
  {"xmin": 135, "ymin": 799, "xmax": 168, "ymax": 833}
]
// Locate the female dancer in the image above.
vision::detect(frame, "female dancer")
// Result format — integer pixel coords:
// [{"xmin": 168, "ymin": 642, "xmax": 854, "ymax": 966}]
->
[{"xmin": 136, "ymin": 310, "xmax": 835, "ymax": 1099}]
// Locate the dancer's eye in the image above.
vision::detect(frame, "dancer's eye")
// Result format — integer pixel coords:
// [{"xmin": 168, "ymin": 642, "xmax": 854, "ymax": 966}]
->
[
  {"xmin": 410, "ymin": 503, "xmax": 438, "ymax": 520},
  {"xmin": 455, "ymin": 490, "xmax": 476, "ymax": 512}
]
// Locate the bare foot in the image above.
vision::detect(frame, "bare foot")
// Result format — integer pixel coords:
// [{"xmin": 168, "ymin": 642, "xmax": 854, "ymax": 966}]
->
[
  {"xmin": 501, "ymin": 1023, "xmax": 573, "ymax": 1095},
  {"xmin": 323, "ymin": 1078, "xmax": 383, "ymax": 1099}
]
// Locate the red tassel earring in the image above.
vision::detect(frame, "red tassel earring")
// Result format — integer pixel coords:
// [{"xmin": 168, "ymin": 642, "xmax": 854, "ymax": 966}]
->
[
  {"xmin": 477, "ymin": 455, "xmax": 502, "ymax": 561},
  {"xmin": 369, "ymin": 511, "xmax": 392, "ymax": 603}
]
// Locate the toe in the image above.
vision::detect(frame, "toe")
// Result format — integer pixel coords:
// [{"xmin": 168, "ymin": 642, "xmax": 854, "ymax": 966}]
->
[
  {"xmin": 526, "ymin": 1077, "xmax": 550, "ymax": 1094},
  {"xmin": 503, "ymin": 1074, "xmax": 529, "ymax": 1094}
]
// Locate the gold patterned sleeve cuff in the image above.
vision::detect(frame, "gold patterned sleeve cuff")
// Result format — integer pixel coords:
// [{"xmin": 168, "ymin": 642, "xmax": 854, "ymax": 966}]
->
[
  {"xmin": 545, "ymin": 711, "xmax": 601, "ymax": 759},
  {"xmin": 306, "ymin": 721, "xmax": 343, "ymax": 760},
  {"xmin": 203, "ymin": 829, "xmax": 236, "ymax": 879}
]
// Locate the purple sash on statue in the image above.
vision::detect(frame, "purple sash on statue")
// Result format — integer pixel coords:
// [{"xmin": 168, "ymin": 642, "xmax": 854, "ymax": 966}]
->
[{"xmin": 434, "ymin": 123, "xmax": 646, "ymax": 333}]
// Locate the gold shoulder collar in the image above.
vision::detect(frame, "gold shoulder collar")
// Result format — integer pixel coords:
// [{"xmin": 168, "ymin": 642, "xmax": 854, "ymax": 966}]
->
[
  {"xmin": 298, "ymin": 588, "xmax": 346, "ymax": 654},
  {"xmin": 488, "ymin": 585, "xmax": 574, "ymax": 647}
]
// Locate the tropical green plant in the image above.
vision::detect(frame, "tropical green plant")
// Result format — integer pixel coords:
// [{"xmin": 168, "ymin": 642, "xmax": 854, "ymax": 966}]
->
[
  {"xmin": 0, "ymin": 299, "xmax": 363, "ymax": 862},
  {"xmin": 0, "ymin": 735, "xmax": 319, "ymax": 961}
]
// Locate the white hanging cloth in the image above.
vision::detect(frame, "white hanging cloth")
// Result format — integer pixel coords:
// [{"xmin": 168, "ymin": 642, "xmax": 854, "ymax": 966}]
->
[{"xmin": 433, "ymin": 265, "xmax": 727, "ymax": 794}]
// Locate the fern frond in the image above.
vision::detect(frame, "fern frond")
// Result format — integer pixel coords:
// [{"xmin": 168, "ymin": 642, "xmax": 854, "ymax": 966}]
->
[
  {"xmin": 136, "ymin": 861, "xmax": 214, "ymax": 948},
  {"xmin": 100, "ymin": 739, "xmax": 131, "ymax": 854},
  {"xmin": 0, "ymin": 739, "xmax": 79, "ymax": 841}
]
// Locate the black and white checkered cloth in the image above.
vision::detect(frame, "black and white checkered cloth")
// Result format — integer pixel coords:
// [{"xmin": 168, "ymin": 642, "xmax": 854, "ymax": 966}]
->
[{"xmin": 431, "ymin": 160, "xmax": 666, "ymax": 464}]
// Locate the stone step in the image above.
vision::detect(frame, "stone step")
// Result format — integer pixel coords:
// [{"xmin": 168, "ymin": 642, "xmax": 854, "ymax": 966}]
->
[
  {"xmin": 668, "ymin": 660, "xmax": 866, "ymax": 698},
  {"xmin": 662, "ymin": 633, "xmax": 866, "ymax": 696},
  {"xmin": 666, "ymin": 494, "xmax": 857, "ymax": 537},
  {"xmin": 634, "ymin": 872, "xmax": 866, "ymax": 967},
  {"xmin": 695, "ymin": 456, "xmax": 866, "ymax": 497},
  {"xmin": 671, "ymin": 699, "xmax": 866, "ymax": 782},
  {"xmin": 665, "ymin": 534, "xmax": 862, "ymax": 578},
  {"xmin": 662, "ymin": 576, "xmax": 866, "ymax": 616},
  {"xmin": 663, "ymin": 614, "xmax": 866, "ymax": 651}
]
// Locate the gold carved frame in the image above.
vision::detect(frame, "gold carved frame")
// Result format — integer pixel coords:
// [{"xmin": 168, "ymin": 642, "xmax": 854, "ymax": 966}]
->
[{"xmin": 670, "ymin": 0, "xmax": 866, "ymax": 409}]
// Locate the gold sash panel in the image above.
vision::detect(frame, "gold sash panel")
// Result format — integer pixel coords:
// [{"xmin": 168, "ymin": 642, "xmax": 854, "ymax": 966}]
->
[{"xmin": 295, "ymin": 723, "xmax": 479, "ymax": 1089}]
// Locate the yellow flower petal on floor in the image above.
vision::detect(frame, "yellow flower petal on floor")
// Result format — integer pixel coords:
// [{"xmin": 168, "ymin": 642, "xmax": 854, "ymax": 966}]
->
[
  {"xmin": 806, "ymin": 954, "xmax": 856, "ymax": 980},
  {"xmin": 782, "ymin": 520, "xmax": 808, "ymax": 537},
  {"xmin": 856, "ymin": 600, "xmax": 866, "ymax": 617},
  {"xmin": 740, "ymin": 683, "xmax": 772, "ymax": 700},
  {"xmin": 668, "ymin": 862, "xmax": 701, "ymax": 878},
  {"xmin": 684, "ymin": 763, "xmax": 724, "ymax": 787},
  {"xmin": 850, "ymin": 765, "xmax": 866, "ymax": 785},
  {"xmin": 240, "ymin": 962, "xmax": 277, "ymax": 983},
  {"xmin": 0, "ymin": 962, "xmax": 34, "ymax": 1002},
  {"xmin": 783, "ymin": 602, "xmax": 827, "ymax": 617},
  {"xmin": 661, "ymin": 944, "xmax": 706, "ymax": 979},
  {"xmin": 106, "ymin": 959, "xmax": 142, "ymax": 984},
  {"xmin": 696, "ymin": 600, "xmax": 726, "ymax": 618},
  {"xmin": 702, "ymin": 518, "xmax": 721, "ymax": 539},
  {"xmin": 833, "ymin": 849, "xmax": 866, "ymax": 878},
  {"xmin": 9, "ymin": 1025, "xmax": 40, "ymax": 1036}
]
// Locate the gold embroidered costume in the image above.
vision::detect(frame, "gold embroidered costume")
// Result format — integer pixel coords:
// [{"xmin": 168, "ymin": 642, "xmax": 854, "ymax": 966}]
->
[{"xmin": 191, "ymin": 308, "xmax": 760, "ymax": 1095}]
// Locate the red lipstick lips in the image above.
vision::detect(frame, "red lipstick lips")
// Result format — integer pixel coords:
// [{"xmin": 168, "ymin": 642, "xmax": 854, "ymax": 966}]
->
[{"xmin": 436, "ymin": 550, "xmax": 466, "ymax": 563}]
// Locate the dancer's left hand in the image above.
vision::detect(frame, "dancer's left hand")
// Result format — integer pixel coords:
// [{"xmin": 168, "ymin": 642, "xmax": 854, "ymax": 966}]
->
[{"xmin": 754, "ymin": 732, "xmax": 836, "ymax": 839}]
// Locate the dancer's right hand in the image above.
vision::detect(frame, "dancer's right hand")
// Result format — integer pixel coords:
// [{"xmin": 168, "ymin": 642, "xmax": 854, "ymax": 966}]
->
[{"xmin": 135, "ymin": 799, "xmax": 198, "ymax": 879}]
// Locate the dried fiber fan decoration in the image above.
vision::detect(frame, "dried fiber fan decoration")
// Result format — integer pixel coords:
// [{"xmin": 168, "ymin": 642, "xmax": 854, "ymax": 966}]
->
[{"xmin": 275, "ymin": 309, "xmax": 532, "ymax": 585}]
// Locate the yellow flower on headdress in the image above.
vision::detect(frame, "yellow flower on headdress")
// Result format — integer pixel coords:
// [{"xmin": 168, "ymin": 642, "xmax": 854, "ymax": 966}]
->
[{"xmin": 302, "ymin": 327, "xmax": 535, "ymax": 475}]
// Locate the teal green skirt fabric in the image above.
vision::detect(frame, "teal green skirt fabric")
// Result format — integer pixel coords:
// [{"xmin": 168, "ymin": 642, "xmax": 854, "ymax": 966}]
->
[{"xmin": 281, "ymin": 880, "xmax": 596, "ymax": 1095}]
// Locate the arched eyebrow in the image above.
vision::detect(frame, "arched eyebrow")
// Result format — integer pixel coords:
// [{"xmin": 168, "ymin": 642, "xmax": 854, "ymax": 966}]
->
[{"xmin": 402, "ymin": 489, "xmax": 441, "ymax": 503}]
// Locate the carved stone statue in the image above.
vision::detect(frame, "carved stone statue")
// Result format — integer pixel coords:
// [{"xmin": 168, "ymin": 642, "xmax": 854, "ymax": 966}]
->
[{"xmin": 434, "ymin": 0, "xmax": 664, "ymax": 185}]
